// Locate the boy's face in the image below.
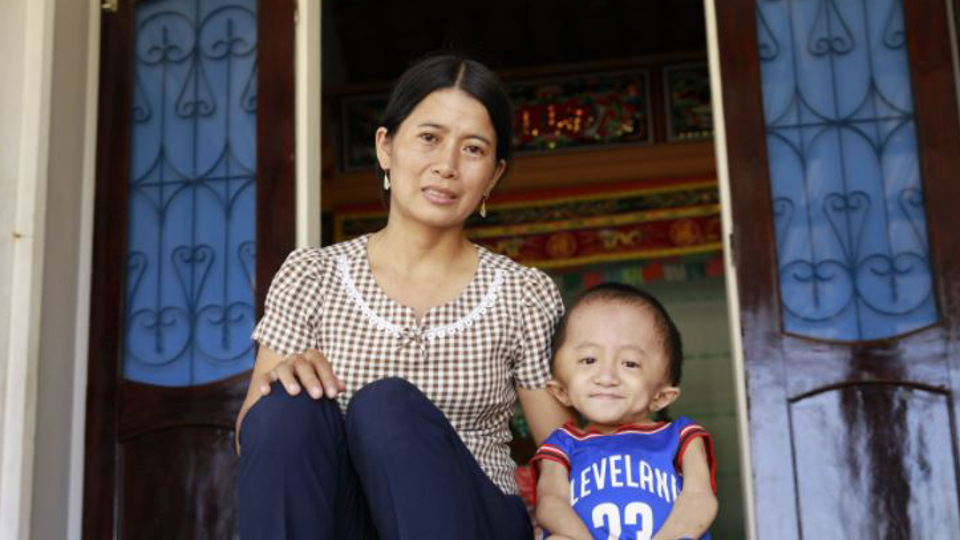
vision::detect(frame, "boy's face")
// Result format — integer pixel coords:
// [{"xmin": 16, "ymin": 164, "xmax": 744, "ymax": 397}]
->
[{"xmin": 548, "ymin": 300, "xmax": 680, "ymax": 432}]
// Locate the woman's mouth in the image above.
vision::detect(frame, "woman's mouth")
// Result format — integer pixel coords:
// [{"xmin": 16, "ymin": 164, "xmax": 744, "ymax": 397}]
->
[{"xmin": 422, "ymin": 186, "xmax": 458, "ymax": 205}]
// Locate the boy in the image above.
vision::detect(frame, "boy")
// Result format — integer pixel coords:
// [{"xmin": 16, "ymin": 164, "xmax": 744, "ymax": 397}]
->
[{"xmin": 532, "ymin": 283, "xmax": 717, "ymax": 540}]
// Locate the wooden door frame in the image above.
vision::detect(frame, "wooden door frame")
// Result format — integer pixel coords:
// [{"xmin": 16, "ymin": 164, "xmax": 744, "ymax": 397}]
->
[
  {"xmin": 702, "ymin": 1, "xmax": 757, "ymax": 538},
  {"xmin": 81, "ymin": 1, "xmax": 296, "ymax": 538}
]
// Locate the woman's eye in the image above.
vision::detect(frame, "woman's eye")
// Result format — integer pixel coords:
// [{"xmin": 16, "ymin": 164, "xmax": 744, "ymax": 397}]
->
[
  {"xmin": 578, "ymin": 357, "xmax": 596, "ymax": 365},
  {"xmin": 418, "ymin": 132, "xmax": 438, "ymax": 143},
  {"xmin": 464, "ymin": 144, "xmax": 485, "ymax": 156}
]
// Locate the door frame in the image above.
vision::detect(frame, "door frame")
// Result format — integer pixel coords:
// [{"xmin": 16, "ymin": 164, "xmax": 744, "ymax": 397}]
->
[
  {"xmin": 47, "ymin": 0, "xmax": 896, "ymax": 538},
  {"xmin": 66, "ymin": 3, "xmax": 104, "ymax": 539},
  {"xmin": 702, "ymin": 1, "xmax": 757, "ymax": 538},
  {"xmin": 64, "ymin": 0, "xmax": 960, "ymax": 537},
  {"xmin": 296, "ymin": 0, "xmax": 322, "ymax": 248},
  {"xmin": 61, "ymin": 0, "xmax": 750, "ymax": 537}
]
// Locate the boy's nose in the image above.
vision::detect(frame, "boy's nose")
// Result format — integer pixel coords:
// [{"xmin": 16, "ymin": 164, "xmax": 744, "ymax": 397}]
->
[{"xmin": 592, "ymin": 363, "xmax": 620, "ymax": 386}]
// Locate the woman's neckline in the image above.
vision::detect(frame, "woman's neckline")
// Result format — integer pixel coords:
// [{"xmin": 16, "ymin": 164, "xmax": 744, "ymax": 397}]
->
[{"xmin": 360, "ymin": 233, "xmax": 487, "ymax": 324}]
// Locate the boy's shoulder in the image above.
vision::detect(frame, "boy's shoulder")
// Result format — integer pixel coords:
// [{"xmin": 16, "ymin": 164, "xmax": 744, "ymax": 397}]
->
[
  {"xmin": 542, "ymin": 417, "xmax": 708, "ymax": 458},
  {"xmin": 556, "ymin": 416, "xmax": 701, "ymax": 440}
]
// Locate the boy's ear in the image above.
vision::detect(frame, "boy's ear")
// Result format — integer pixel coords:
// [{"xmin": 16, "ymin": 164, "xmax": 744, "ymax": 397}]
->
[
  {"xmin": 650, "ymin": 385, "xmax": 681, "ymax": 412},
  {"xmin": 545, "ymin": 379, "xmax": 572, "ymax": 407}
]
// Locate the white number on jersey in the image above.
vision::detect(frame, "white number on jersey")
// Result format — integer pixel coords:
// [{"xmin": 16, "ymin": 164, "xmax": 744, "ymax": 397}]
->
[{"xmin": 591, "ymin": 501, "xmax": 654, "ymax": 540}]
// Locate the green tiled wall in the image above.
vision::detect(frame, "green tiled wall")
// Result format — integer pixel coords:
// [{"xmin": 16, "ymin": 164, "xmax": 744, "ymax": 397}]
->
[{"xmin": 643, "ymin": 277, "xmax": 746, "ymax": 540}]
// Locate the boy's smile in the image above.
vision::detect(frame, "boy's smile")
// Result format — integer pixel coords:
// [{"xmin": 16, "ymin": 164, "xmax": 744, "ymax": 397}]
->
[{"xmin": 548, "ymin": 300, "xmax": 680, "ymax": 432}]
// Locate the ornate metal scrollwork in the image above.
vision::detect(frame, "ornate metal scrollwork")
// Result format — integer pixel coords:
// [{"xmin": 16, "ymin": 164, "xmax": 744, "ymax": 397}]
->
[
  {"xmin": 755, "ymin": 0, "xmax": 937, "ymax": 341},
  {"xmin": 124, "ymin": 0, "xmax": 258, "ymax": 385}
]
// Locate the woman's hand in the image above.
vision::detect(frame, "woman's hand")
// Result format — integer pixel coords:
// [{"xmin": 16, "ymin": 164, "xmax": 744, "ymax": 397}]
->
[
  {"xmin": 235, "ymin": 347, "xmax": 345, "ymax": 454},
  {"xmin": 258, "ymin": 348, "xmax": 345, "ymax": 400}
]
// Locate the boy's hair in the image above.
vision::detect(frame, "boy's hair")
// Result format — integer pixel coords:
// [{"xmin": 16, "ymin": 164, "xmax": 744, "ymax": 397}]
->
[{"xmin": 551, "ymin": 283, "xmax": 684, "ymax": 386}]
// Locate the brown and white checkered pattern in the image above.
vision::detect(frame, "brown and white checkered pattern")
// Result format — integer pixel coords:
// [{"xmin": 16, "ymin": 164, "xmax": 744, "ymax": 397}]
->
[{"xmin": 252, "ymin": 235, "xmax": 564, "ymax": 494}]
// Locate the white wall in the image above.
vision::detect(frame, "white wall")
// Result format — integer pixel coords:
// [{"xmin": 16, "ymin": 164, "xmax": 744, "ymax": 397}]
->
[
  {"xmin": 0, "ymin": 0, "xmax": 55, "ymax": 537},
  {"xmin": 645, "ymin": 277, "xmax": 746, "ymax": 540},
  {"xmin": 0, "ymin": 0, "xmax": 96, "ymax": 539},
  {"xmin": 30, "ymin": 0, "xmax": 95, "ymax": 538},
  {"xmin": 0, "ymin": 0, "xmax": 30, "ymax": 471}
]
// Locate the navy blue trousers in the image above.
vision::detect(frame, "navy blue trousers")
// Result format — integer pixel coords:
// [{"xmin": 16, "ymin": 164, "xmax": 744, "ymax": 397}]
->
[{"xmin": 238, "ymin": 377, "xmax": 532, "ymax": 540}]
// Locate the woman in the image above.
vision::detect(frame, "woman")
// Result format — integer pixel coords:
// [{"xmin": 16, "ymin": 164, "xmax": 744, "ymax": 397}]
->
[{"xmin": 237, "ymin": 54, "xmax": 573, "ymax": 540}]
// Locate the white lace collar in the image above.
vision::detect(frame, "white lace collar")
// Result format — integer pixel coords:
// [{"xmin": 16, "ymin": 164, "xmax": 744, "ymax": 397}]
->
[{"xmin": 335, "ymin": 254, "xmax": 504, "ymax": 341}]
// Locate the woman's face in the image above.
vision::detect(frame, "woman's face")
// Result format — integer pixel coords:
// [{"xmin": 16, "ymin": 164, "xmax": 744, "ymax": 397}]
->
[{"xmin": 376, "ymin": 88, "xmax": 506, "ymax": 231}]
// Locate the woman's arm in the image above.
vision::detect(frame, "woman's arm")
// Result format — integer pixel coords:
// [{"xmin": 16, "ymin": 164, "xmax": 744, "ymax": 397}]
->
[
  {"xmin": 651, "ymin": 438, "xmax": 718, "ymax": 540},
  {"xmin": 517, "ymin": 387, "xmax": 576, "ymax": 445},
  {"xmin": 535, "ymin": 460, "xmax": 593, "ymax": 540},
  {"xmin": 235, "ymin": 346, "xmax": 344, "ymax": 453}
]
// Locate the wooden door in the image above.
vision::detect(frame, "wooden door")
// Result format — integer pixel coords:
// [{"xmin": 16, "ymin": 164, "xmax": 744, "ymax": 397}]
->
[
  {"xmin": 715, "ymin": 0, "xmax": 960, "ymax": 538},
  {"xmin": 83, "ymin": 0, "xmax": 295, "ymax": 538}
]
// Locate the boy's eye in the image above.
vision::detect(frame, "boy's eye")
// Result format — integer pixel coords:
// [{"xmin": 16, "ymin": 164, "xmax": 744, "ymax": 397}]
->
[
  {"xmin": 578, "ymin": 357, "xmax": 596, "ymax": 365},
  {"xmin": 622, "ymin": 360, "xmax": 640, "ymax": 369}
]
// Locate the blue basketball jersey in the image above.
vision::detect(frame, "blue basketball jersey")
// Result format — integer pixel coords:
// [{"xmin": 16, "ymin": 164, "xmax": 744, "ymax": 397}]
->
[{"xmin": 533, "ymin": 416, "xmax": 715, "ymax": 540}]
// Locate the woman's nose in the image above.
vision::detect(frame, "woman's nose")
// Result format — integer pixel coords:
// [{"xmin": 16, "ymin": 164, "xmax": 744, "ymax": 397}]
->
[{"xmin": 432, "ymin": 143, "xmax": 459, "ymax": 178}]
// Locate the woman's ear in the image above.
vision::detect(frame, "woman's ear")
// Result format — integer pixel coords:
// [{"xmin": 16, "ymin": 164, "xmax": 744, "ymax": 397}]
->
[
  {"xmin": 486, "ymin": 158, "xmax": 507, "ymax": 197},
  {"xmin": 546, "ymin": 379, "xmax": 572, "ymax": 407},
  {"xmin": 650, "ymin": 386, "xmax": 681, "ymax": 412},
  {"xmin": 375, "ymin": 127, "xmax": 392, "ymax": 171}
]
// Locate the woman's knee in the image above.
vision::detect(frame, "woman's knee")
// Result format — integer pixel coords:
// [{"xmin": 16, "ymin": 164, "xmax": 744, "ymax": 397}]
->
[
  {"xmin": 345, "ymin": 377, "xmax": 429, "ymax": 446},
  {"xmin": 240, "ymin": 383, "xmax": 342, "ymax": 453}
]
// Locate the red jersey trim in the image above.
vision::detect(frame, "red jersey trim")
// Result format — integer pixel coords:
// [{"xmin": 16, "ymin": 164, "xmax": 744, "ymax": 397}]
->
[
  {"xmin": 529, "ymin": 445, "xmax": 572, "ymax": 507},
  {"xmin": 532, "ymin": 444, "xmax": 570, "ymax": 469},
  {"xmin": 674, "ymin": 426, "xmax": 717, "ymax": 493},
  {"xmin": 559, "ymin": 420, "xmax": 671, "ymax": 440}
]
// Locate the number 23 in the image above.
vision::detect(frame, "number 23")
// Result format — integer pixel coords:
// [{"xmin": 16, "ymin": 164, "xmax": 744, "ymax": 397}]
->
[{"xmin": 591, "ymin": 501, "xmax": 654, "ymax": 540}]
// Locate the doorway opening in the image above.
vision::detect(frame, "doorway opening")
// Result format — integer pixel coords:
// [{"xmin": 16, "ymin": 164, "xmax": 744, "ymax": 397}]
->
[{"xmin": 320, "ymin": 2, "xmax": 746, "ymax": 539}]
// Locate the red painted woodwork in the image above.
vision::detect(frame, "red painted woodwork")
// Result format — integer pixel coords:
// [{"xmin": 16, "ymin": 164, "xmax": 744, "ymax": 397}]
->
[
  {"xmin": 715, "ymin": 0, "xmax": 960, "ymax": 538},
  {"xmin": 82, "ymin": 1, "xmax": 295, "ymax": 538}
]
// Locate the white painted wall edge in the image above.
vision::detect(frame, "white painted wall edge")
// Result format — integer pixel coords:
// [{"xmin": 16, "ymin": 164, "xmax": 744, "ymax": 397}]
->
[
  {"xmin": 296, "ymin": 0, "xmax": 322, "ymax": 247},
  {"xmin": 66, "ymin": 1, "xmax": 101, "ymax": 539},
  {"xmin": 0, "ymin": 0, "xmax": 57, "ymax": 539},
  {"xmin": 703, "ymin": 1, "xmax": 757, "ymax": 539}
]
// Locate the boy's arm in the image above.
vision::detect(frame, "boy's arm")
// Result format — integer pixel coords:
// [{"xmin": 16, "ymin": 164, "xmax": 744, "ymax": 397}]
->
[
  {"xmin": 651, "ymin": 438, "xmax": 718, "ymax": 540},
  {"xmin": 535, "ymin": 460, "xmax": 594, "ymax": 540}
]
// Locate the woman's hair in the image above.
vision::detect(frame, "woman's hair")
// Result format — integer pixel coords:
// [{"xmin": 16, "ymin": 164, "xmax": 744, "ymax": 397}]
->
[
  {"xmin": 377, "ymin": 53, "xmax": 514, "ymax": 199},
  {"xmin": 550, "ymin": 283, "xmax": 685, "ymax": 386}
]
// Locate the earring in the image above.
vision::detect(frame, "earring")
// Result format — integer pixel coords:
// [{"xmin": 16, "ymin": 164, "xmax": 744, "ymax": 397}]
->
[
  {"xmin": 383, "ymin": 173, "xmax": 391, "ymax": 191},
  {"xmin": 479, "ymin": 197, "xmax": 488, "ymax": 218}
]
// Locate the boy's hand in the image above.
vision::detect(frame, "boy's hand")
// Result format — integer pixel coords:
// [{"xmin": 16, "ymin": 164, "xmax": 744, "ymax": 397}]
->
[
  {"xmin": 535, "ymin": 460, "xmax": 593, "ymax": 540},
  {"xmin": 650, "ymin": 438, "xmax": 717, "ymax": 540}
]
